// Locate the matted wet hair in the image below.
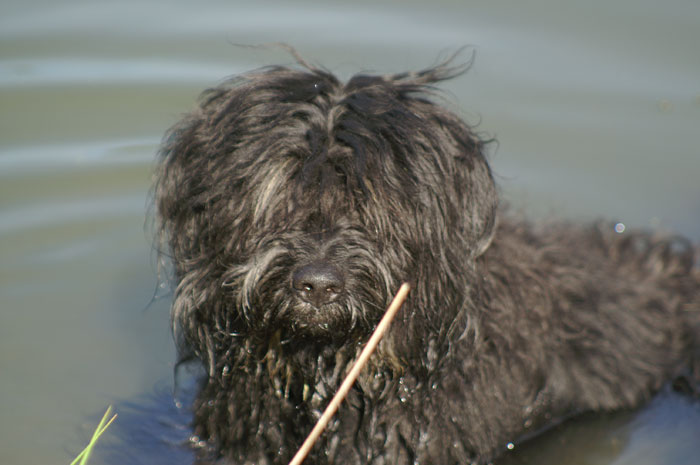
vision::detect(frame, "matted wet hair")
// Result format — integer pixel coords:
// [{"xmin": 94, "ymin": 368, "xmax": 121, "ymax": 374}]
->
[{"xmin": 154, "ymin": 48, "xmax": 700, "ymax": 464}]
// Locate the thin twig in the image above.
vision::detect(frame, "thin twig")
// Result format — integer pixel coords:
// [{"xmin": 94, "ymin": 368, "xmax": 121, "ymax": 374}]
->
[{"xmin": 288, "ymin": 283, "xmax": 411, "ymax": 465}]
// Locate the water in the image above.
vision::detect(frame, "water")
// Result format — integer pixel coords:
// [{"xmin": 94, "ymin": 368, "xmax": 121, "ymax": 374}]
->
[{"xmin": 1, "ymin": 1, "xmax": 699, "ymax": 464}]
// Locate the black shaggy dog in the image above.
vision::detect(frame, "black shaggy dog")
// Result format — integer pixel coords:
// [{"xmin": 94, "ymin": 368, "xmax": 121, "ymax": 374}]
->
[{"xmin": 155, "ymin": 56, "xmax": 700, "ymax": 464}]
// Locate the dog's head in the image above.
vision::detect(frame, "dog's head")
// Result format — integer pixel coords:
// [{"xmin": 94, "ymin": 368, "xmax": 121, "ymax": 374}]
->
[{"xmin": 155, "ymin": 58, "xmax": 497, "ymax": 371}]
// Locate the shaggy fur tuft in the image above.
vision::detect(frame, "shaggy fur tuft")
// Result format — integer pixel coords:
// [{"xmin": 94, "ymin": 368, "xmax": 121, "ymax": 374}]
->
[{"xmin": 155, "ymin": 56, "xmax": 700, "ymax": 464}]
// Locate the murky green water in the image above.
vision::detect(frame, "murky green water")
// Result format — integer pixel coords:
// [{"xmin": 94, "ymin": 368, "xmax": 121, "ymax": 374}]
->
[{"xmin": 1, "ymin": 1, "xmax": 699, "ymax": 464}]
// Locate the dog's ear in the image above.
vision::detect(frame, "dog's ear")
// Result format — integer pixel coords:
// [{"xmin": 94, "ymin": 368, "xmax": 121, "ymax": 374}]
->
[
  {"xmin": 375, "ymin": 56, "xmax": 498, "ymax": 259},
  {"xmin": 450, "ymin": 124, "xmax": 498, "ymax": 259}
]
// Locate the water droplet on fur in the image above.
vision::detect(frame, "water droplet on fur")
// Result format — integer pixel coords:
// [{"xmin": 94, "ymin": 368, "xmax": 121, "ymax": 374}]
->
[
  {"xmin": 614, "ymin": 222, "xmax": 626, "ymax": 233},
  {"xmin": 189, "ymin": 435, "xmax": 207, "ymax": 448}
]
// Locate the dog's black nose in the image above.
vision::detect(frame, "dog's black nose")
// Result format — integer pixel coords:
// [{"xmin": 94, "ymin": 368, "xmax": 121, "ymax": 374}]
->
[{"xmin": 292, "ymin": 261, "xmax": 344, "ymax": 308}]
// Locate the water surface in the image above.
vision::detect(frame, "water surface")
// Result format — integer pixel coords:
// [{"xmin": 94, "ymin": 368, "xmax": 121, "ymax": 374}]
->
[{"xmin": 1, "ymin": 1, "xmax": 699, "ymax": 464}]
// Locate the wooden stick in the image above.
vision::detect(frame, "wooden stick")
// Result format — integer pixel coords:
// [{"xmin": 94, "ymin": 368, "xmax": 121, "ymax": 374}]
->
[{"xmin": 288, "ymin": 283, "xmax": 411, "ymax": 465}]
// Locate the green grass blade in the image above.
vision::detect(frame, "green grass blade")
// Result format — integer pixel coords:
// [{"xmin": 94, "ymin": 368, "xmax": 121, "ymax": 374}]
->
[{"xmin": 70, "ymin": 406, "xmax": 117, "ymax": 465}]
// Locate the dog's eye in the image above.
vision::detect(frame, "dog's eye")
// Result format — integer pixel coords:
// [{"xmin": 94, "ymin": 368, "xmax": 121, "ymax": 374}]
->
[{"xmin": 292, "ymin": 110, "xmax": 311, "ymax": 122}]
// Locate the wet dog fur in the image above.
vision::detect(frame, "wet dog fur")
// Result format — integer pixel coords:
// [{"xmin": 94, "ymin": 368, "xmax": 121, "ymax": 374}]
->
[{"xmin": 154, "ymin": 56, "xmax": 700, "ymax": 464}]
